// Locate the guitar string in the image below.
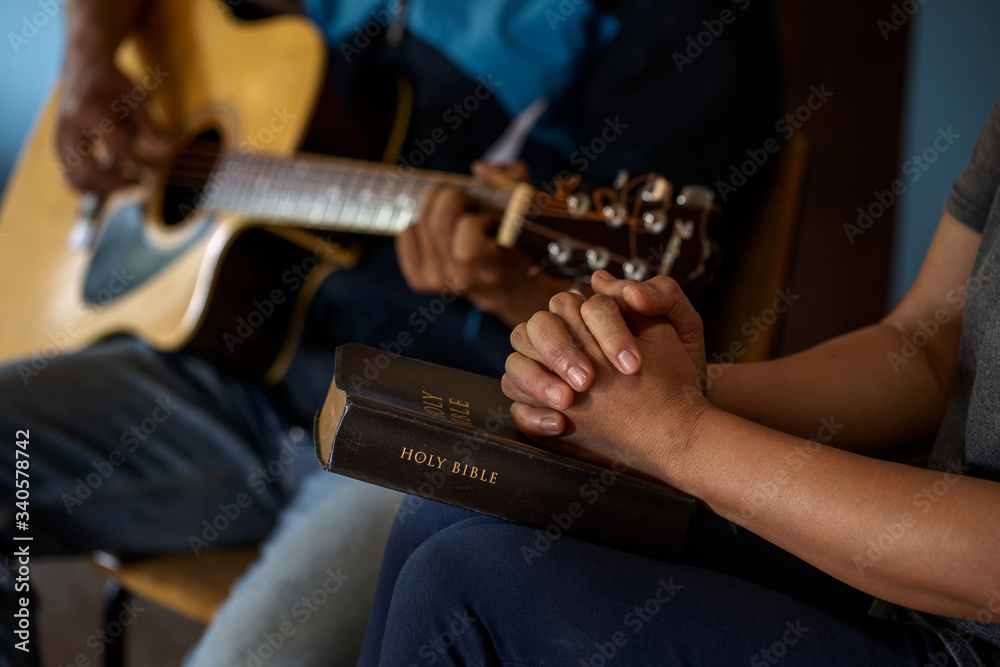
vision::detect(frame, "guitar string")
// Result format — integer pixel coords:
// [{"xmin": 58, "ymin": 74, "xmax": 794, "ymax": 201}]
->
[
  {"xmin": 162, "ymin": 160, "xmax": 679, "ymax": 238},
  {"xmin": 163, "ymin": 159, "xmax": 655, "ymax": 229},
  {"xmin": 162, "ymin": 150, "xmax": 514, "ymax": 210},
  {"xmin": 158, "ymin": 142, "xmax": 655, "ymax": 224},
  {"xmin": 149, "ymin": 144, "xmax": 710, "ymax": 262},
  {"xmin": 155, "ymin": 160, "xmax": 681, "ymax": 264},
  {"xmin": 160, "ymin": 143, "xmax": 675, "ymax": 227}
]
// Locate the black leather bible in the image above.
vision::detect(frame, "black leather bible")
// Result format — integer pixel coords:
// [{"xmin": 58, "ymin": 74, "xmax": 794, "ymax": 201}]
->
[{"xmin": 315, "ymin": 344, "xmax": 696, "ymax": 560}]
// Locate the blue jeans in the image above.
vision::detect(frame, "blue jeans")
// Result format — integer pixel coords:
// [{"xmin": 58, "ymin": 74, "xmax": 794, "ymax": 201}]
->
[
  {"xmin": 0, "ymin": 242, "xmax": 512, "ymax": 667},
  {"xmin": 360, "ymin": 499, "xmax": 965, "ymax": 667}
]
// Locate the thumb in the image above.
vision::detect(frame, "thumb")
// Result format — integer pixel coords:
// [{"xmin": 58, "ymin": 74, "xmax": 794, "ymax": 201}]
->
[
  {"xmin": 622, "ymin": 277, "xmax": 705, "ymax": 359},
  {"xmin": 471, "ymin": 159, "xmax": 531, "ymax": 185},
  {"xmin": 130, "ymin": 102, "xmax": 173, "ymax": 160}
]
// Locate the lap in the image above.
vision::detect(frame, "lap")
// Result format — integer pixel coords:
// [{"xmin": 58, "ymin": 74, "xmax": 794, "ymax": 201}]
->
[
  {"xmin": 0, "ymin": 336, "xmax": 288, "ymax": 554},
  {"xmin": 366, "ymin": 500, "xmax": 953, "ymax": 667}
]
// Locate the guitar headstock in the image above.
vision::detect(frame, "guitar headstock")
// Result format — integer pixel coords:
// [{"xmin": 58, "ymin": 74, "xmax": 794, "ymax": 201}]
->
[{"xmin": 499, "ymin": 172, "xmax": 723, "ymax": 292}]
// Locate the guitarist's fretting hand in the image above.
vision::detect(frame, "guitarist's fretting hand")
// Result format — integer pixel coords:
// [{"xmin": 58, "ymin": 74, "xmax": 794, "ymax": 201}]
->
[
  {"xmin": 396, "ymin": 160, "xmax": 574, "ymax": 329},
  {"xmin": 56, "ymin": 0, "xmax": 172, "ymax": 195}
]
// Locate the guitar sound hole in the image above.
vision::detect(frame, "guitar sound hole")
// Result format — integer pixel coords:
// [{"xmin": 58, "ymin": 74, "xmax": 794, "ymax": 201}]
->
[{"xmin": 161, "ymin": 128, "xmax": 223, "ymax": 226}]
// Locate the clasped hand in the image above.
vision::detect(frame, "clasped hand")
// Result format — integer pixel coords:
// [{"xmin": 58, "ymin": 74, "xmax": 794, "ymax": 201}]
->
[
  {"xmin": 501, "ymin": 271, "xmax": 712, "ymax": 480},
  {"xmin": 397, "ymin": 161, "xmax": 571, "ymax": 327}
]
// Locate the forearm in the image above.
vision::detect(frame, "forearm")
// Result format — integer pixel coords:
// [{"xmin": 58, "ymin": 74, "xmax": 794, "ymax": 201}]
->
[
  {"xmin": 665, "ymin": 407, "xmax": 1000, "ymax": 619},
  {"xmin": 706, "ymin": 321, "xmax": 953, "ymax": 454},
  {"xmin": 65, "ymin": 0, "xmax": 149, "ymax": 69}
]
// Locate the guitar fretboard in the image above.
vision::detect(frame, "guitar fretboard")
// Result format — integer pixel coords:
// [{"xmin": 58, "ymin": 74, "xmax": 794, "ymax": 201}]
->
[{"xmin": 199, "ymin": 151, "xmax": 515, "ymax": 235}]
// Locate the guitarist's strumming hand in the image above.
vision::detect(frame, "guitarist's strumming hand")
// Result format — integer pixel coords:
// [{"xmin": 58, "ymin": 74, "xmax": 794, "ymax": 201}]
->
[
  {"xmin": 57, "ymin": 0, "xmax": 172, "ymax": 195},
  {"xmin": 501, "ymin": 273, "xmax": 712, "ymax": 482},
  {"xmin": 396, "ymin": 160, "xmax": 575, "ymax": 328}
]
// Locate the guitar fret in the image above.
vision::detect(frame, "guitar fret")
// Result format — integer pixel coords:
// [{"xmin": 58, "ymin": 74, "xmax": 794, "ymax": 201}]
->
[
  {"xmin": 270, "ymin": 161, "xmax": 290, "ymax": 217},
  {"xmin": 355, "ymin": 189, "xmax": 377, "ymax": 231},
  {"xmin": 309, "ymin": 191, "xmax": 328, "ymax": 223},
  {"xmin": 374, "ymin": 196, "xmax": 395, "ymax": 232},
  {"xmin": 321, "ymin": 186, "xmax": 345, "ymax": 226},
  {"xmin": 395, "ymin": 195, "xmax": 417, "ymax": 230},
  {"xmin": 202, "ymin": 151, "xmax": 515, "ymax": 238},
  {"xmin": 337, "ymin": 172, "xmax": 361, "ymax": 227}
]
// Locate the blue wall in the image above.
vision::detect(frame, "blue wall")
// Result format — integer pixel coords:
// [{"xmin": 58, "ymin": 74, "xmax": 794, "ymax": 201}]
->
[
  {"xmin": 891, "ymin": 0, "xmax": 1000, "ymax": 303},
  {"xmin": 0, "ymin": 0, "xmax": 64, "ymax": 188}
]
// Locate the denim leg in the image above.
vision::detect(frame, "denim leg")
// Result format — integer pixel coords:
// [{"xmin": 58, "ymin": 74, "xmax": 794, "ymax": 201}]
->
[
  {"xmin": 377, "ymin": 516, "xmax": 954, "ymax": 667},
  {"xmin": 0, "ymin": 337, "xmax": 288, "ymax": 666},
  {"xmin": 184, "ymin": 468, "xmax": 402, "ymax": 667}
]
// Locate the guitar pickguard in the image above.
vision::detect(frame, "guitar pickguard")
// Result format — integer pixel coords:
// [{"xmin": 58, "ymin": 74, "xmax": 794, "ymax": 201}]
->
[{"xmin": 83, "ymin": 199, "xmax": 213, "ymax": 304}]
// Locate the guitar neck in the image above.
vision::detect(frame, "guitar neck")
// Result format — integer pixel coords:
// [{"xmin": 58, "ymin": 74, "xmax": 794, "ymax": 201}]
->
[{"xmin": 199, "ymin": 151, "xmax": 518, "ymax": 236}]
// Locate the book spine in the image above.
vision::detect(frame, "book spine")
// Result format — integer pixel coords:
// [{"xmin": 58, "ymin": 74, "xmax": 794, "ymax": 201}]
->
[{"xmin": 325, "ymin": 399, "xmax": 695, "ymax": 560}]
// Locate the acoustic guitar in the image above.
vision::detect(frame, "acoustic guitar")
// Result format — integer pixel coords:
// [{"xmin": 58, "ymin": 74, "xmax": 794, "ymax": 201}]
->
[{"xmin": 0, "ymin": 0, "xmax": 721, "ymax": 384}]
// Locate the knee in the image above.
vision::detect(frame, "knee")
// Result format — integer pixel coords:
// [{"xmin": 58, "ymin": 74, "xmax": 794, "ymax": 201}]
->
[{"xmin": 391, "ymin": 517, "xmax": 525, "ymax": 606}]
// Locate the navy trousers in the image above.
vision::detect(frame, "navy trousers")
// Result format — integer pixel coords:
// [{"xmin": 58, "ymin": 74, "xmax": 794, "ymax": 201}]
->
[{"xmin": 360, "ymin": 499, "xmax": 961, "ymax": 667}]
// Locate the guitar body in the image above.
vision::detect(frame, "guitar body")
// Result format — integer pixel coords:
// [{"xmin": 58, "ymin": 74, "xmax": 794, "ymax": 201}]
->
[
  {"xmin": 0, "ymin": 0, "xmax": 724, "ymax": 385},
  {"xmin": 0, "ymin": 0, "xmax": 359, "ymax": 383}
]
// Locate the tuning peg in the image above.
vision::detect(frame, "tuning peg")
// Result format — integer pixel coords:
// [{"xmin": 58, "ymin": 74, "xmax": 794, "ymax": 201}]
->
[
  {"xmin": 613, "ymin": 170, "xmax": 630, "ymax": 191},
  {"xmin": 675, "ymin": 220, "xmax": 695, "ymax": 240},
  {"xmin": 640, "ymin": 176, "xmax": 671, "ymax": 203},
  {"xmin": 566, "ymin": 192, "xmax": 592, "ymax": 215},
  {"xmin": 585, "ymin": 247, "xmax": 610, "ymax": 271},
  {"xmin": 676, "ymin": 184, "xmax": 715, "ymax": 207},
  {"xmin": 547, "ymin": 241, "xmax": 574, "ymax": 266},
  {"xmin": 622, "ymin": 259, "xmax": 649, "ymax": 281},
  {"xmin": 602, "ymin": 203, "xmax": 627, "ymax": 228},
  {"xmin": 642, "ymin": 210, "xmax": 668, "ymax": 234}
]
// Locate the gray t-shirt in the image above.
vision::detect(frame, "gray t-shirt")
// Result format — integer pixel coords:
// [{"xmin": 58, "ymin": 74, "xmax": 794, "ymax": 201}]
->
[{"xmin": 884, "ymin": 96, "xmax": 1000, "ymax": 666}]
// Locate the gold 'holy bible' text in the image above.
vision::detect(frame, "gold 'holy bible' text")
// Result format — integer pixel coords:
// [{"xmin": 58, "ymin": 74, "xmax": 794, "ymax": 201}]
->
[{"xmin": 400, "ymin": 447, "xmax": 498, "ymax": 485}]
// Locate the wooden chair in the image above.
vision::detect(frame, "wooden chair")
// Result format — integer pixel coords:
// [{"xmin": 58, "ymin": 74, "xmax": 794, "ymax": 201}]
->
[
  {"xmin": 706, "ymin": 133, "xmax": 810, "ymax": 361},
  {"xmin": 90, "ymin": 546, "xmax": 259, "ymax": 666}
]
